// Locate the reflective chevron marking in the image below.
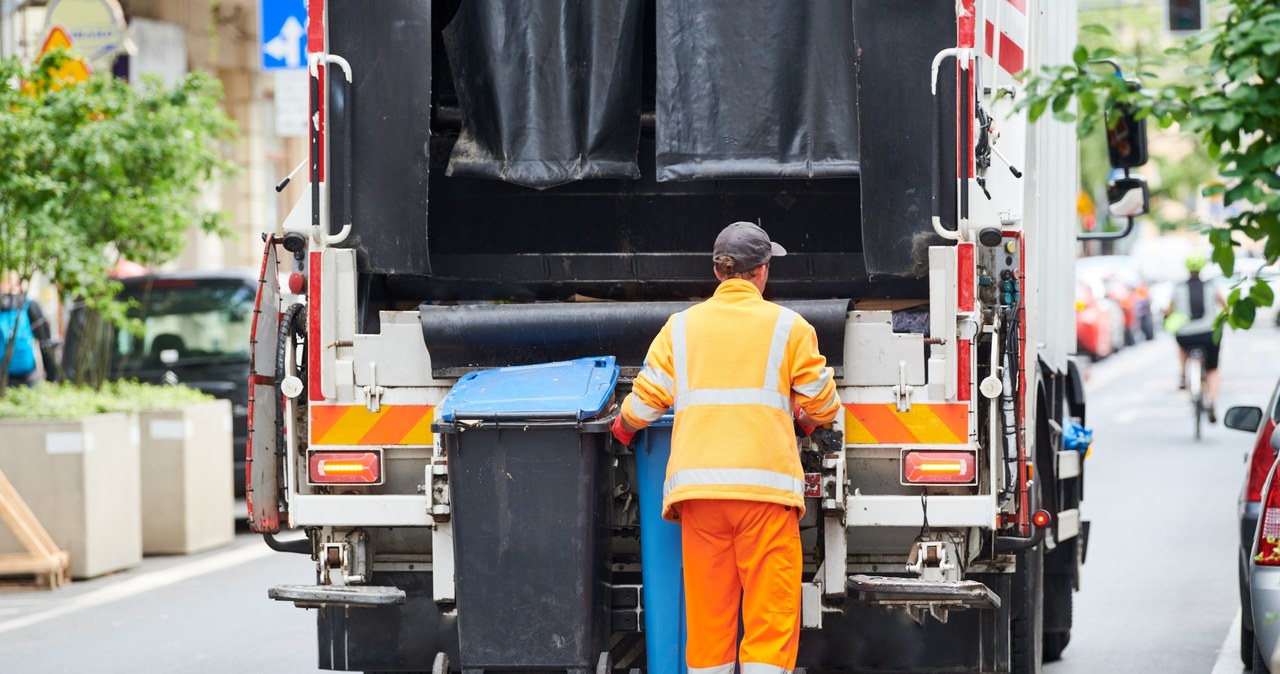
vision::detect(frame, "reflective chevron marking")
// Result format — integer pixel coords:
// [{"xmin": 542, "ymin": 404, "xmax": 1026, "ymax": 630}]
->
[
  {"xmin": 844, "ymin": 403, "xmax": 969, "ymax": 445},
  {"xmin": 310, "ymin": 405, "xmax": 434, "ymax": 446}
]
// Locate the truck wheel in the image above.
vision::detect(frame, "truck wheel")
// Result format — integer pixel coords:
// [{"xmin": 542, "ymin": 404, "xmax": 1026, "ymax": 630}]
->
[
  {"xmin": 1042, "ymin": 549, "xmax": 1074, "ymax": 663},
  {"xmin": 1043, "ymin": 630, "xmax": 1070, "ymax": 663},
  {"xmin": 1256, "ymin": 637, "xmax": 1272, "ymax": 673},
  {"xmin": 1010, "ymin": 540, "xmax": 1044, "ymax": 673},
  {"xmin": 1245, "ymin": 625, "xmax": 1256, "ymax": 668}
]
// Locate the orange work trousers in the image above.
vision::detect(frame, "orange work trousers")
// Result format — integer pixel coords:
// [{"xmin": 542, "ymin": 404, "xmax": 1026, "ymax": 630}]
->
[{"xmin": 681, "ymin": 499, "xmax": 801, "ymax": 673}]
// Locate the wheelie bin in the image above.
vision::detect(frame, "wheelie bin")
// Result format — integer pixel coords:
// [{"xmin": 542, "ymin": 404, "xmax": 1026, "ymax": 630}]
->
[{"xmin": 435, "ymin": 356, "xmax": 618, "ymax": 672}]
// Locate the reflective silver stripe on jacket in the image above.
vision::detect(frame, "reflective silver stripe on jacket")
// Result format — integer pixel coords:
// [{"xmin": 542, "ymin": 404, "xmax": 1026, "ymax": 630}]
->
[
  {"xmin": 689, "ymin": 663, "xmax": 736, "ymax": 674},
  {"xmin": 792, "ymin": 366, "xmax": 833, "ymax": 398},
  {"xmin": 740, "ymin": 663, "xmax": 792, "ymax": 674},
  {"xmin": 640, "ymin": 364, "xmax": 676, "ymax": 398},
  {"xmin": 671, "ymin": 306, "xmax": 796, "ymax": 414},
  {"xmin": 664, "ymin": 467, "xmax": 806, "ymax": 499},
  {"xmin": 762, "ymin": 308, "xmax": 798, "ymax": 391},
  {"xmin": 675, "ymin": 388, "xmax": 791, "ymax": 414},
  {"xmin": 628, "ymin": 396, "xmax": 666, "ymax": 423},
  {"xmin": 672, "ymin": 312, "xmax": 690, "ymax": 395}
]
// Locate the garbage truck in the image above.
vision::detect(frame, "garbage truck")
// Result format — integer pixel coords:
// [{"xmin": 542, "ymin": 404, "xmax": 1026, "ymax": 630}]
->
[{"xmin": 250, "ymin": 0, "xmax": 1138, "ymax": 671}]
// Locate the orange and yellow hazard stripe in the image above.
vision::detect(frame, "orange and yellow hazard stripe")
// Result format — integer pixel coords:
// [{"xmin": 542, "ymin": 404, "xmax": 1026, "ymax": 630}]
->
[
  {"xmin": 844, "ymin": 403, "xmax": 969, "ymax": 445},
  {"xmin": 310, "ymin": 405, "xmax": 434, "ymax": 446}
]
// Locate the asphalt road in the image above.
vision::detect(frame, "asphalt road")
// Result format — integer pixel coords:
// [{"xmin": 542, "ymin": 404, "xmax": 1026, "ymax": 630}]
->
[
  {"xmin": 0, "ymin": 327, "xmax": 1274, "ymax": 673},
  {"xmin": 1045, "ymin": 325, "xmax": 1280, "ymax": 674}
]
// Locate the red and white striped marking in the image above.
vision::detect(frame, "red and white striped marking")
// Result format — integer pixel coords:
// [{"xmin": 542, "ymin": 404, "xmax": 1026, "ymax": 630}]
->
[{"xmin": 984, "ymin": 0, "xmax": 1028, "ymax": 77}]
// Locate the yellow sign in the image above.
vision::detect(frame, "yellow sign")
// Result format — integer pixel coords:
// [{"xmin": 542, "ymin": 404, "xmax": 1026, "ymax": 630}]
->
[
  {"xmin": 37, "ymin": 27, "xmax": 92, "ymax": 87},
  {"xmin": 42, "ymin": 0, "xmax": 127, "ymax": 71}
]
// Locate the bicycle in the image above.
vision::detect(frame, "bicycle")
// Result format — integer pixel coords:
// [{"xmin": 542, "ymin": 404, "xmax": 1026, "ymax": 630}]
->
[{"xmin": 1187, "ymin": 346, "xmax": 1208, "ymax": 440}]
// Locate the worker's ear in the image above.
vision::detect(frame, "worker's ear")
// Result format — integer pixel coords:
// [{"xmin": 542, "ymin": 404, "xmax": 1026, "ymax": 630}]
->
[{"xmin": 713, "ymin": 266, "xmax": 728, "ymax": 282}]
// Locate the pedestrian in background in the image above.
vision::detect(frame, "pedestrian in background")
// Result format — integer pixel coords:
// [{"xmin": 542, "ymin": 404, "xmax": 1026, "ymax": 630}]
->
[
  {"xmin": 612, "ymin": 221, "xmax": 841, "ymax": 673},
  {"xmin": 0, "ymin": 273, "xmax": 50, "ymax": 387}
]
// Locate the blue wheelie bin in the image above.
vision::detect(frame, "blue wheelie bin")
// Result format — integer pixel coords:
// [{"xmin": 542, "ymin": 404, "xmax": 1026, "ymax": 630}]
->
[{"xmin": 633, "ymin": 416, "xmax": 687, "ymax": 674}]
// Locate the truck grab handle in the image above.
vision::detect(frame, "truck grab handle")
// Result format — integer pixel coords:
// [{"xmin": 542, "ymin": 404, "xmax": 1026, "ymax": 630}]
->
[{"xmin": 930, "ymin": 48, "xmax": 961, "ymax": 242}]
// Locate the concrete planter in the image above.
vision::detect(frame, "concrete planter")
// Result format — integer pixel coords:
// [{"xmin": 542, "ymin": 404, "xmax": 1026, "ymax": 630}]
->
[
  {"xmin": 0, "ymin": 413, "xmax": 141, "ymax": 579},
  {"xmin": 138, "ymin": 399, "xmax": 234, "ymax": 555}
]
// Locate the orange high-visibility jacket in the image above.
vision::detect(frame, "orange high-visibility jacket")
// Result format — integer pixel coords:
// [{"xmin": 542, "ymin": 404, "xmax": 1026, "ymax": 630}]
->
[{"xmin": 620, "ymin": 279, "xmax": 841, "ymax": 520}]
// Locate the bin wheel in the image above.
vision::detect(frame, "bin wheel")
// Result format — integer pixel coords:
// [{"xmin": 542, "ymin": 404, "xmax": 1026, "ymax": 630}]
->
[
  {"xmin": 596, "ymin": 652, "xmax": 613, "ymax": 674},
  {"xmin": 432, "ymin": 652, "xmax": 449, "ymax": 674}
]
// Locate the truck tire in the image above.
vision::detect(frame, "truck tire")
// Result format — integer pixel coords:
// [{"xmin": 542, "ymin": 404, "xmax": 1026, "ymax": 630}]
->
[
  {"xmin": 1043, "ymin": 630, "xmax": 1070, "ymax": 663},
  {"xmin": 1010, "ymin": 540, "xmax": 1044, "ymax": 674},
  {"xmin": 1245, "ymin": 625, "xmax": 1256, "ymax": 668},
  {"xmin": 1041, "ymin": 573, "xmax": 1071, "ymax": 662},
  {"xmin": 1043, "ymin": 537, "xmax": 1077, "ymax": 663}
]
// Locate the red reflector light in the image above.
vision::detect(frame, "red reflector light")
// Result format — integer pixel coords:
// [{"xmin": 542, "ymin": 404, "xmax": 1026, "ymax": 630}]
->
[
  {"xmin": 288, "ymin": 272, "xmax": 306, "ymax": 294},
  {"xmin": 308, "ymin": 451, "xmax": 382, "ymax": 485},
  {"xmin": 902, "ymin": 450, "xmax": 977, "ymax": 485},
  {"xmin": 1033, "ymin": 510, "xmax": 1052, "ymax": 528}
]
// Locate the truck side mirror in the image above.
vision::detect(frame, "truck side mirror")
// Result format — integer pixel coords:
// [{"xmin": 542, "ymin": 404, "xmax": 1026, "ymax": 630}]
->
[
  {"xmin": 1079, "ymin": 174, "xmax": 1148, "ymax": 241},
  {"xmin": 1107, "ymin": 176, "xmax": 1149, "ymax": 218},
  {"xmin": 1106, "ymin": 104, "xmax": 1148, "ymax": 169}
]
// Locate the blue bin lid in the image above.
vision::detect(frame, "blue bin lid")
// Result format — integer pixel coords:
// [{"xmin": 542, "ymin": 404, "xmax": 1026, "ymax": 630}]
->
[{"xmin": 439, "ymin": 356, "xmax": 619, "ymax": 422}]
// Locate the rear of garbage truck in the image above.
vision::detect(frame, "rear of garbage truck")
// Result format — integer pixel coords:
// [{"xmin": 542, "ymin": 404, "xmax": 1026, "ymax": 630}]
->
[{"xmin": 249, "ymin": 1, "xmax": 1089, "ymax": 672}]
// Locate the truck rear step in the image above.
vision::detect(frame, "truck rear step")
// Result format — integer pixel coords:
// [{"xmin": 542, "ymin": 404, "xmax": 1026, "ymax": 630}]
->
[
  {"xmin": 848, "ymin": 574, "xmax": 1000, "ymax": 624},
  {"xmin": 268, "ymin": 584, "xmax": 406, "ymax": 608}
]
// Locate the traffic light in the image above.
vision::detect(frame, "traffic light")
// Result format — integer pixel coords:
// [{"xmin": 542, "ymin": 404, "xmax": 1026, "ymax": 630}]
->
[{"xmin": 1166, "ymin": 0, "xmax": 1204, "ymax": 34}]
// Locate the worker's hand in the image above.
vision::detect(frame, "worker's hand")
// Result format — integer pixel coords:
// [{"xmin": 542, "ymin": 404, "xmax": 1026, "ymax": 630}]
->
[
  {"xmin": 611, "ymin": 416, "xmax": 637, "ymax": 447},
  {"xmin": 793, "ymin": 405, "xmax": 816, "ymax": 438}
]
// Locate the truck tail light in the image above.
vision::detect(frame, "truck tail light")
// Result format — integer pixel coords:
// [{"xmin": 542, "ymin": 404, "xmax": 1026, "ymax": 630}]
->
[
  {"xmin": 902, "ymin": 450, "xmax": 977, "ymax": 485},
  {"xmin": 308, "ymin": 450, "xmax": 382, "ymax": 485},
  {"xmin": 1246, "ymin": 419, "xmax": 1278, "ymax": 503},
  {"xmin": 1255, "ymin": 456, "xmax": 1280, "ymax": 566}
]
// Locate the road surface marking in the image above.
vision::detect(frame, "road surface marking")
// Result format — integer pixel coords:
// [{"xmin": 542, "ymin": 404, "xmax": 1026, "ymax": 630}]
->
[
  {"xmin": 1210, "ymin": 609, "xmax": 1242, "ymax": 674},
  {"xmin": 0, "ymin": 542, "xmax": 275, "ymax": 636}
]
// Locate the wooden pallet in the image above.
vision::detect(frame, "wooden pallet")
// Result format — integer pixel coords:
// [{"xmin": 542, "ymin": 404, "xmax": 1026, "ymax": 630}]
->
[{"xmin": 0, "ymin": 468, "xmax": 70, "ymax": 590}]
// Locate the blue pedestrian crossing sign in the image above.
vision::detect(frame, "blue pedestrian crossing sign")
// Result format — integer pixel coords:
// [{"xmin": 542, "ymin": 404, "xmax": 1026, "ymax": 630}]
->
[{"xmin": 260, "ymin": 0, "xmax": 308, "ymax": 70}]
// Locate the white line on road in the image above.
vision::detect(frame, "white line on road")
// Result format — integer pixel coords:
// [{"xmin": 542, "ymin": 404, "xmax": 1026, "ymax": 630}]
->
[
  {"xmin": 1210, "ymin": 610, "xmax": 1242, "ymax": 674},
  {"xmin": 0, "ymin": 542, "xmax": 275, "ymax": 636}
]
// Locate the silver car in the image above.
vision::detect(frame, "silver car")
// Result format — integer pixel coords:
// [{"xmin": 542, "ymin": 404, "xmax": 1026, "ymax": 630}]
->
[
  {"xmin": 1249, "ymin": 424, "xmax": 1280, "ymax": 672},
  {"xmin": 1227, "ymin": 387, "xmax": 1280, "ymax": 668}
]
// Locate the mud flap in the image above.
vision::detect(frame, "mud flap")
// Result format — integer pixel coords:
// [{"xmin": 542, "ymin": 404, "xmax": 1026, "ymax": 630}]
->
[
  {"xmin": 247, "ymin": 238, "xmax": 282, "ymax": 533},
  {"xmin": 848, "ymin": 574, "xmax": 1001, "ymax": 625}
]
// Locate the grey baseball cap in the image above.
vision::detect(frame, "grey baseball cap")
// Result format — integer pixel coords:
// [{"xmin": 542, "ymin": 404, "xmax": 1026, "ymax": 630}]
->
[{"xmin": 712, "ymin": 221, "xmax": 787, "ymax": 271}]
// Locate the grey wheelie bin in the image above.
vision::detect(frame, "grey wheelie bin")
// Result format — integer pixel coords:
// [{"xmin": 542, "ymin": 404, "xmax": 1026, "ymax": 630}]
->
[{"xmin": 434, "ymin": 356, "xmax": 619, "ymax": 672}]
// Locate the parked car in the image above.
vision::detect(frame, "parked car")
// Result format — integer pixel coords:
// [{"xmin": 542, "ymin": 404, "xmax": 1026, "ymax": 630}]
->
[
  {"xmin": 1075, "ymin": 278, "xmax": 1116, "ymax": 360},
  {"xmin": 1247, "ymin": 422, "xmax": 1280, "ymax": 673},
  {"xmin": 1225, "ymin": 387, "xmax": 1280, "ymax": 668},
  {"xmin": 62, "ymin": 271, "xmax": 256, "ymax": 503},
  {"xmin": 1077, "ymin": 255, "xmax": 1154, "ymax": 343}
]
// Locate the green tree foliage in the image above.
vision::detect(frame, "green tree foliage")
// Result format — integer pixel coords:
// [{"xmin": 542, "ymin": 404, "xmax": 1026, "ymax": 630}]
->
[
  {"xmin": 0, "ymin": 50, "xmax": 236, "ymax": 395},
  {"xmin": 1021, "ymin": 0, "xmax": 1280, "ymax": 334}
]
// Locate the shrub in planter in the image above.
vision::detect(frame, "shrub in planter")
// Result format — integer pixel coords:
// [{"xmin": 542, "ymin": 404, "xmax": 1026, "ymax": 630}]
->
[{"xmin": 0, "ymin": 382, "xmax": 230, "ymax": 575}]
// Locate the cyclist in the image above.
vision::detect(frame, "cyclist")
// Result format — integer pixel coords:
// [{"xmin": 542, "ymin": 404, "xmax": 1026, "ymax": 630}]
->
[{"xmin": 1166, "ymin": 253, "xmax": 1225, "ymax": 421}]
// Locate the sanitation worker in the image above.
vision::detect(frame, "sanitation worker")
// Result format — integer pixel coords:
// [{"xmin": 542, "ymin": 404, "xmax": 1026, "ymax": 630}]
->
[{"xmin": 612, "ymin": 221, "xmax": 841, "ymax": 673}]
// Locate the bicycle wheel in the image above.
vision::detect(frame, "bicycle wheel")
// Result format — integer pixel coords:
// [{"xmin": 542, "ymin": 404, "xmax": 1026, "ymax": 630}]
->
[{"xmin": 1188, "ymin": 353, "xmax": 1204, "ymax": 440}]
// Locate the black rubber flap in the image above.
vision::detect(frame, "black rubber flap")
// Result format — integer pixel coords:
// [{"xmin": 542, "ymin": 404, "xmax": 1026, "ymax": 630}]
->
[
  {"xmin": 442, "ymin": 0, "xmax": 644, "ymax": 189},
  {"xmin": 854, "ymin": 0, "xmax": 957, "ymax": 278},
  {"xmin": 655, "ymin": 1, "xmax": 859, "ymax": 181},
  {"xmin": 419, "ymin": 299, "xmax": 849, "ymax": 375}
]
